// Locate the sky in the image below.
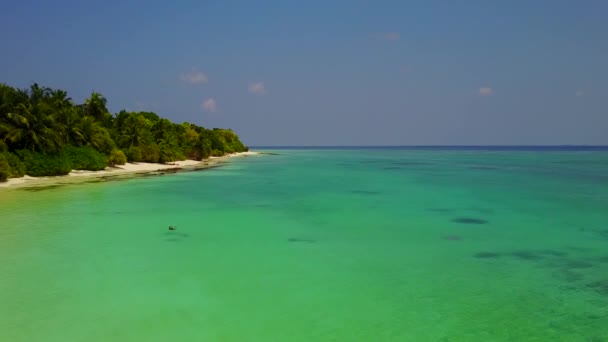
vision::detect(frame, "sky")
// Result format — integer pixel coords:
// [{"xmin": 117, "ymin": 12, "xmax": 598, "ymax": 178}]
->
[{"xmin": 1, "ymin": 0, "xmax": 607, "ymax": 146}]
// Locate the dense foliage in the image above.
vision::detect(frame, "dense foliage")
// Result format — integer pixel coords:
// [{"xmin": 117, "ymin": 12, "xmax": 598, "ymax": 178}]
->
[
  {"xmin": 0, "ymin": 155, "xmax": 10, "ymax": 182},
  {"xmin": 0, "ymin": 152, "xmax": 25, "ymax": 179},
  {"xmin": 63, "ymin": 146, "xmax": 107, "ymax": 171},
  {"xmin": 0, "ymin": 83, "xmax": 248, "ymax": 181},
  {"xmin": 0, "ymin": 162, "xmax": 7, "ymax": 182},
  {"xmin": 16, "ymin": 150, "xmax": 72, "ymax": 177},
  {"xmin": 108, "ymin": 149, "xmax": 127, "ymax": 167}
]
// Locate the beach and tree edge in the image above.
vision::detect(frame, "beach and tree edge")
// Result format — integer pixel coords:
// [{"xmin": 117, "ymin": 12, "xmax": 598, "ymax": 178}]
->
[{"xmin": 0, "ymin": 82, "xmax": 250, "ymax": 184}]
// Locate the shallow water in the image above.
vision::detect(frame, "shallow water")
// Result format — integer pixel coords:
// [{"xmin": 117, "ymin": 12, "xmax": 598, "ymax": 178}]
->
[{"xmin": 1, "ymin": 148, "xmax": 608, "ymax": 341}]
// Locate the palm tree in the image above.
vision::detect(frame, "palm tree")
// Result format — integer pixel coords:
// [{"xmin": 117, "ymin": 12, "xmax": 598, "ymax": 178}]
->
[
  {"xmin": 0, "ymin": 85, "xmax": 28, "ymax": 117},
  {"xmin": 85, "ymin": 92, "xmax": 109, "ymax": 123},
  {"xmin": 28, "ymin": 83, "xmax": 51, "ymax": 104},
  {"xmin": 78, "ymin": 116, "xmax": 113, "ymax": 152},
  {"xmin": 2, "ymin": 103, "xmax": 61, "ymax": 152},
  {"xmin": 119, "ymin": 115, "xmax": 151, "ymax": 148},
  {"xmin": 55, "ymin": 107, "xmax": 84, "ymax": 146},
  {"xmin": 0, "ymin": 123, "xmax": 9, "ymax": 151},
  {"xmin": 152, "ymin": 118, "xmax": 173, "ymax": 141},
  {"xmin": 158, "ymin": 139, "xmax": 178, "ymax": 163},
  {"xmin": 50, "ymin": 89, "xmax": 72, "ymax": 109}
]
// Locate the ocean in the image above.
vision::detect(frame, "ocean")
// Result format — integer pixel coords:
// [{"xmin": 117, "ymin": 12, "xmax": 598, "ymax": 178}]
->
[{"xmin": 1, "ymin": 147, "xmax": 608, "ymax": 341}]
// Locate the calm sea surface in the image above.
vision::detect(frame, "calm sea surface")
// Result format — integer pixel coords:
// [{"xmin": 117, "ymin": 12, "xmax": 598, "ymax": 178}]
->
[{"xmin": 1, "ymin": 148, "xmax": 608, "ymax": 341}]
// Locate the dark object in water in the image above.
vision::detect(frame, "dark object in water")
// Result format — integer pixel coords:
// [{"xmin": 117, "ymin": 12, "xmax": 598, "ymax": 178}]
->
[
  {"xmin": 168, "ymin": 225, "xmax": 176, "ymax": 230},
  {"xmin": 452, "ymin": 217, "xmax": 488, "ymax": 225},
  {"xmin": 442, "ymin": 235, "xmax": 462, "ymax": 241},
  {"xmin": 475, "ymin": 252, "xmax": 501, "ymax": 259},
  {"xmin": 288, "ymin": 238, "xmax": 316, "ymax": 243}
]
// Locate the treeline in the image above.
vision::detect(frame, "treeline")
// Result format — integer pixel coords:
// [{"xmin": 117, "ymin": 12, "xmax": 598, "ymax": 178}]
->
[{"xmin": 0, "ymin": 83, "xmax": 248, "ymax": 182}]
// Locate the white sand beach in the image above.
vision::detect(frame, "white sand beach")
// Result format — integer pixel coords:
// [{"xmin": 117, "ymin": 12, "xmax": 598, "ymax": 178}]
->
[{"xmin": 0, "ymin": 151, "xmax": 260, "ymax": 189}]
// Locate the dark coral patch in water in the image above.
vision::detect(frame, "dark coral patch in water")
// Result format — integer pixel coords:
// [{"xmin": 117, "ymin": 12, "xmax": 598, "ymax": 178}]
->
[
  {"xmin": 545, "ymin": 258, "xmax": 594, "ymax": 273},
  {"xmin": 288, "ymin": 238, "xmax": 316, "ymax": 243},
  {"xmin": 137, "ymin": 172, "xmax": 164, "ymax": 177},
  {"xmin": 83, "ymin": 179, "xmax": 106, "ymax": 184},
  {"xmin": 510, "ymin": 250, "xmax": 543, "ymax": 261},
  {"xmin": 452, "ymin": 217, "xmax": 488, "ymax": 225},
  {"xmin": 565, "ymin": 246, "xmax": 591, "ymax": 252},
  {"xmin": 159, "ymin": 169, "xmax": 181, "ymax": 174},
  {"xmin": 563, "ymin": 260, "xmax": 593, "ymax": 269},
  {"xmin": 90, "ymin": 176, "xmax": 131, "ymax": 184},
  {"xmin": 586, "ymin": 280, "xmax": 608, "ymax": 296},
  {"xmin": 21, "ymin": 185, "xmax": 64, "ymax": 192},
  {"xmin": 99, "ymin": 175, "xmax": 122, "ymax": 180},
  {"xmin": 192, "ymin": 164, "xmax": 225, "ymax": 171},
  {"xmin": 580, "ymin": 228, "xmax": 608, "ymax": 240},
  {"xmin": 596, "ymin": 256, "xmax": 608, "ymax": 263},
  {"xmin": 553, "ymin": 269, "xmax": 584, "ymax": 283},
  {"xmin": 475, "ymin": 252, "xmax": 501, "ymax": 259},
  {"xmin": 539, "ymin": 250, "xmax": 568, "ymax": 257}
]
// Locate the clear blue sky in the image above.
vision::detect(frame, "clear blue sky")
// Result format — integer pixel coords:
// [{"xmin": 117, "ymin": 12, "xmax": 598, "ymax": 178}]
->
[{"xmin": 1, "ymin": 0, "xmax": 606, "ymax": 145}]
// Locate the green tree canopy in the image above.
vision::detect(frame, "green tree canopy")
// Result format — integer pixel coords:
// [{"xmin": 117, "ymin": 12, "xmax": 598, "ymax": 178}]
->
[{"xmin": 0, "ymin": 82, "xmax": 248, "ymax": 180}]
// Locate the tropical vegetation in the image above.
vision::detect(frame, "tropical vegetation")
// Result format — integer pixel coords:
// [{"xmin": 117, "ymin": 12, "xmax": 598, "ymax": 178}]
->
[{"xmin": 0, "ymin": 83, "xmax": 248, "ymax": 181}]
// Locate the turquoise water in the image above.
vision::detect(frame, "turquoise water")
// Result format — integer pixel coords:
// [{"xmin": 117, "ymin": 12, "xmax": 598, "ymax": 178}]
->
[{"xmin": 1, "ymin": 148, "xmax": 608, "ymax": 341}]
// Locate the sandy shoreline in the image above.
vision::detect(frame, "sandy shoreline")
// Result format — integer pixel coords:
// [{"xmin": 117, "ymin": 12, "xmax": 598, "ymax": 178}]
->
[{"xmin": 0, "ymin": 151, "xmax": 260, "ymax": 189}]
